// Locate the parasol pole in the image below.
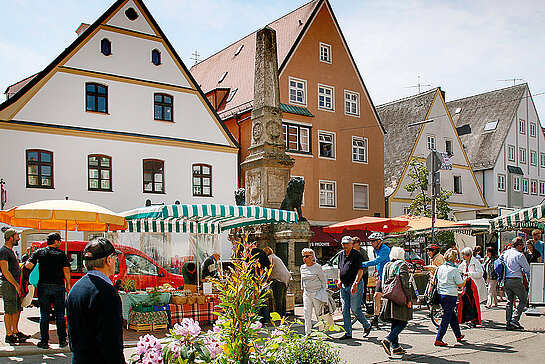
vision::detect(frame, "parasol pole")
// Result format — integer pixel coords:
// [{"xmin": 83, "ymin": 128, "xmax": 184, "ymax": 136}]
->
[{"xmin": 65, "ymin": 219, "xmax": 68, "ymax": 254}]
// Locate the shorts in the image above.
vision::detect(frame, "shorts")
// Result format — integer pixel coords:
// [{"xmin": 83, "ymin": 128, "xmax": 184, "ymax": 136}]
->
[
  {"xmin": 1, "ymin": 280, "xmax": 22, "ymax": 314},
  {"xmin": 375, "ymin": 279, "xmax": 382, "ymax": 293}
]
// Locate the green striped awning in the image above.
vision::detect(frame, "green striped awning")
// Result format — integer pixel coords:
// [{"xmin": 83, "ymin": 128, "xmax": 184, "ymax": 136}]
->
[
  {"xmin": 489, "ymin": 204, "xmax": 545, "ymax": 231},
  {"xmin": 119, "ymin": 204, "xmax": 298, "ymax": 234}
]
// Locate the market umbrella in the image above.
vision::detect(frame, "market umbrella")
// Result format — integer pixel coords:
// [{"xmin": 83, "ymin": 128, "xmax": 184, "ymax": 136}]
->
[
  {"xmin": 489, "ymin": 203, "xmax": 545, "ymax": 231},
  {"xmin": 0, "ymin": 199, "xmax": 127, "ymax": 251},
  {"xmin": 323, "ymin": 216, "xmax": 410, "ymax": 234},
  {"xmin": 389, "ymin": 214, "xmax": 468, "ymax": 233}
]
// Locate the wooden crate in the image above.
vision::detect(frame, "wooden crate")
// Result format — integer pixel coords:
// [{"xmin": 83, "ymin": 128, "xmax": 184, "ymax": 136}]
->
[
  {"xmin": 286, "ymin": 293, "xmax": 295, "ymax": 315},
  {"xmin": 129, "ymin": 323, "xmax": 153, "ymax": 332},
  {"xmin": 153, "ymin": 323, "xmax": 168, "ymax": 330}
]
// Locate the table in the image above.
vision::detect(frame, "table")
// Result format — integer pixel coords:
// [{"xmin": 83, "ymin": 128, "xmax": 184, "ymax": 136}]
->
[
  {"xmin": 119, "ymin": 292, "xmax": 171, "ymax": 320},
  {"xmin": 169, "ymin": 297, "xmax": 220, "ymax": 326}
]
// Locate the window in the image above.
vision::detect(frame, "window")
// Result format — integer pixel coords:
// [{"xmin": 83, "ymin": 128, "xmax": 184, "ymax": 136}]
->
[
  {"xmin": 445, "ymin": 139, "xmax": 453, "ymax": 156},
  {"xmin": 344, "ymin": 91, "xmax": 359, "ymax": 116},
  {"xmin": 484, "ymin": 120, "xmax": 498, "ymax": 131},
  {"xmin": 26, "ymin": 150, "xmax": 53, "ymax": 188},
  {"xmin": 319, "ymin": 181, "xmax": 336, "ymax": 207},
  {"xmin": 352, "ymin": 137, "xmax": 367, "ymax": 163},
  {"xmin": 218, "ymin": 72, "xmax": 228, "ymax": 84},
  {"xmin": 498, "ymin": 174, "xmax": 505, "ymax": 191},
  {"xmin": 513, "ymin": 176, "xmax": 521, "ymax": 192},
  {"xmin": 353, "ymin": 183, "xmax": 369, "ymax": 210},
  {"xmin": 530, "ymin": 122, "xmax": 537, "ymax": 137},
  {"xmin": 541, "ymin": 153, "xmax": 545, "ymax": 168},
  {"xmin": 151, "ymin": 49, "xmax": 161, "ymax": 66},
  {"xmin": 530, "ymin": 150, "xmax": 537, "ymax": 166},
  {"xmin": 125, "ymin": 7, "xmax": 139, "ymax": 21},
  {"xmin": 101, "ymin": 38, "xmax": 111, "ymax": 56},
  {"xmin": 523, "ymin": 178, "xmax": 529, "ymax": 194},
  {"xmin": 318, "ymin": 84, "xmax": 334, "ymax": 111},
  {"xmin": 519, "ymin": 119, "xmax": 526, "ymax": 134},
  {"xmin": 427, "ymin": 135, "xmax": 436, "ymax": 150},
  {"xmin": 154, "ymin": 93, "xmax": 173, "ymax": 121},
  {"xmin": 519, "ymin": 148, "xmax": 526, "ymax": 164},
  {"xmin": 531, "ymin": 179, "xmax": 538, "ymax": 195},
  {"xmin": 403, "ymin": 206, "xmax": 411, "ymax": 215},
  {"xmin": 86, "ymin": 83, "xmax": 108, "ymax": 113},
  {"xmin": 143, "ymin": 159, "xmax": 164, "ymax": 193},
  {"xmin": 282, "ymin": 123, "xmax": 310, "ymax": 153},
  {"xmin": 453, "ymin": 175, "xmax": 462, "ymax": 194},
  {"xmin": 289, "ymin": 77, "xmax": 306, "ymax": 105},
  {"xmin": 192, "ymin": 164, "xmax": 212, "ymax": 197},
  {"xmin": 234, "ymin": 44, "xmax": 244, "ymax": 56},
  {"xmin": 319, "ymin": 43, "xmax": 331, "ymax": 63},
  {"xmin": 541, "ymin": 181, "xmax": 545, "ymax": 196},
  {"xmin": 88, "ymin": 154, "xmax": 112, "ymax": 191},
  {"xmin": 125, "ymin": 254, "xmax": 158, "ymax": 276},
  {"xmin": 508, "ymin": 145, "xmax": 515, "ymax": 161},
  {"xmin": 318, "ymin": 131, "xmax": 335, "ymax": 158}
]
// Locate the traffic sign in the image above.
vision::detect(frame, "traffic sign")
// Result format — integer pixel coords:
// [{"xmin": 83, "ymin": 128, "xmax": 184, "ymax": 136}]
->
[{"xmin": 426, "ymin": 151, "xmax": 442, "ymax": 174}]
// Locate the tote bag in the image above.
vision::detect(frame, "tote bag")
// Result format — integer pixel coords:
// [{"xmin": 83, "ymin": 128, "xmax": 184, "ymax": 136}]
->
[{"xmin": 382, "ymin": 261, "xmax": 407, "ymax": 306}]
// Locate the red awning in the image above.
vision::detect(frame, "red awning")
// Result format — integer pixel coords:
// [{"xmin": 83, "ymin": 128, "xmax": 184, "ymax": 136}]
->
[{"xmin": 310, "ymin": 227, "xmax": 372, "ymax": 247}]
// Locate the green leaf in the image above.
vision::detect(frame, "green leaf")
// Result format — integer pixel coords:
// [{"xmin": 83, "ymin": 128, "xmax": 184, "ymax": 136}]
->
[{"xmin": 270, "ymin": 312, "xmax": 281, "ymax": 321}]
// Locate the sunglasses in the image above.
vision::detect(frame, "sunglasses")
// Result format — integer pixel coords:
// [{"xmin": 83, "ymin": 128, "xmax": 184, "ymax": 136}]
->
[{"xmin": 303, "ymin": 255, "xmax": 313, "ymax": 258}]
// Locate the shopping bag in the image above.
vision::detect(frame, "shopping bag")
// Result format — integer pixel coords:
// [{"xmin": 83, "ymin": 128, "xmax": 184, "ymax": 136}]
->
[
  {"xmin": 29, "ymin": 262, "xmax": 39, "ymax": 287},
  {"xmin": 382, "ymin": 261, "xmax": 407, "ymax": 305}
]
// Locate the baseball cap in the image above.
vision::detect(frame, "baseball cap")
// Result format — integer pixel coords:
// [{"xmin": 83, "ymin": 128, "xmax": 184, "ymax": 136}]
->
[
  {"xmin": 368, "ymin": 232, "xmax": 383, "ymax": 241},
  {"xmin": 4, "ymin": 228, "xmax": 21, "ymax": 240},
  {"xmin": 341, "ymin": 236, "xmax": 353, "ymax": 244},
  {"xmin": 83, "ymin": 238, "xmax": 122, "ymax": 261}
]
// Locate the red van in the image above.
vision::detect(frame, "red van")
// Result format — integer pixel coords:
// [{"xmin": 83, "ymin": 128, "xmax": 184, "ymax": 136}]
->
[{"xmin": 30, "ymin": 241, "xmax": 184, "ymax": 290}]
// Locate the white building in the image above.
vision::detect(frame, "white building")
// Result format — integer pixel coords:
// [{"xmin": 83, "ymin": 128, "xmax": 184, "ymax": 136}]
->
[
  {"xmin": 378, "ymin": 88, "xmax": 487, "ymax": 217},
  {"xmin": 446, "ymin": 83, "xmax": 544, "ymax": 210},
  {"xmin": 0, "ymin": 0, "xmax": 238, "ymax": 258}
]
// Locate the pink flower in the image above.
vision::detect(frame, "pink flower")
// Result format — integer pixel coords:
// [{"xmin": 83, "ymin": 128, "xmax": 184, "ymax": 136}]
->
[
  {"xmin": 142, "ymin": 349, "xmax": 163, "ymax": 364},
  {"xmin": 204, "ymin": 337, "xmax": 224, "ymax": 359},
  {"xmin": 137, "ymin": 334, "xmax": 162, "ymax": 355},
  {"xmin": 250, "ymin": 321, "xmax": 262, "ymax": 330},
  {"xmin": 173, "ymin": 318, "xmax": 201, "ymax": 337},
  {"xmin": 271, "ymin": 329, "xmax": 284, "ymax": 337}
]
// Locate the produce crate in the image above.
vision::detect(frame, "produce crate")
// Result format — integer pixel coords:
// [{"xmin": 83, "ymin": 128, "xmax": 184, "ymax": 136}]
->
[
  {"xmin": 152, "ymin": 323, "xmax": 168, "ymax": 330},
  {"xmin": 129, "ymin": 310, "xmax": 169, "ymax": 327},
  {"xmin": 129, "ymin": 323, "xmax": 153, "ymax": 332},
  {"xmin": 286, "ymin": 293, "xmax": 295, "ymax": 315}
]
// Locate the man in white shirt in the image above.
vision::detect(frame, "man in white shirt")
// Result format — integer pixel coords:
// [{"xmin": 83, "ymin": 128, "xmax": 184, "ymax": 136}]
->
[
  {"xmin": 264, "ymin": 246, "xmax": 291, "ymax": 317},
  {"xmin": 502, "ymin": 237, "xmax": 530, "ymax": 331}
]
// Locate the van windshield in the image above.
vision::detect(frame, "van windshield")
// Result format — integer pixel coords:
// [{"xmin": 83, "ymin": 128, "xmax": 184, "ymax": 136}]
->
[{"xmin": 125, "ymin": 254, "xmax": 158, "ymax": 276}]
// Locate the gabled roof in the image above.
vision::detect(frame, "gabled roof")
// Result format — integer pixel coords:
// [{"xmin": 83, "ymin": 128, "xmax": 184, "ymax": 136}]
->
[
  {"xmin": 0, "ymin": 0, "xmax": 238, "ymax": 148},
  {"xmin": 4, "ymin": 73, "xmax": 38, "ymax": 98},
  {"xmin": 376, "ymin": 88, "xmax": 438, "ymax": 190},
  {"xmin": 446, "ymin": 83, "xmax": 527, "ymax": 171},
  {"xmin": 191, "ymin": 0, "xmax": 321, "ymax": 117}
]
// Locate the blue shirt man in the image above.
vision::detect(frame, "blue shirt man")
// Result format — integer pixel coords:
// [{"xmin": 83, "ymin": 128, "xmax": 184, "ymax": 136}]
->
[
  {"xmin": 530, "ymin": 229, "xmax": 544, "ymax": 259},
  {"xmin": 361, "ymin": 232, "xmax": 390, "ymax": 326}
]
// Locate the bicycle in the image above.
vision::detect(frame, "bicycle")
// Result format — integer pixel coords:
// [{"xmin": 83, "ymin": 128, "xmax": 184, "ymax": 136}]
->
[{"xmin": 407, "ymin": 263, "xmax": 444, "ymax": 327}]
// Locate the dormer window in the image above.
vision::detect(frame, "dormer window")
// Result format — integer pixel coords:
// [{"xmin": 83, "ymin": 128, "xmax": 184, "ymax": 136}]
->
[
  {"xmin": 125, "ymin": 7, "xmax": 139, "ymax": 21},
  {"xmin": 151, "ymin": 49, "xmax": 161, "ymax": 66},
  {"xmin": 101, "ymin": 38, "xmax": 111, "ymax": 56}
]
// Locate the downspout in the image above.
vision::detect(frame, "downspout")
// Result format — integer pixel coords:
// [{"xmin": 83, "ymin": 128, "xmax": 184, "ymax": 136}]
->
[{"xmin": 236, "ymin": 115, "xmax": 251, "ymax": 188}]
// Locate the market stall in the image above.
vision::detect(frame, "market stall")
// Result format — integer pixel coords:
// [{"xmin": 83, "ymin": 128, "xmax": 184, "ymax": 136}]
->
[{"xmin": 118, "ymin": 203, "xmax": 298, "ymax": 330}]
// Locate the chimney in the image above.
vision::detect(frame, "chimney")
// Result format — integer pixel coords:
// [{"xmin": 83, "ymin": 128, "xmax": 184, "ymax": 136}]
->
[{"xmin": 75, "ymin": 23, "xmax": 90, "ymax": 37}]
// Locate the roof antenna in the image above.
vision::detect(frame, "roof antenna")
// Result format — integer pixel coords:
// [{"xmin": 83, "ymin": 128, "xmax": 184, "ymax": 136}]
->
[
  {"xmin": 191, "ymin": 50, "xmax": 201, "ymax": 65},
  {"xmin": 498, "ymin": 78, "xmax": 524, "ymax": 86},
  {"xmin": 405, "ymin": 76, "xmax": 432, "ymax": 94}
]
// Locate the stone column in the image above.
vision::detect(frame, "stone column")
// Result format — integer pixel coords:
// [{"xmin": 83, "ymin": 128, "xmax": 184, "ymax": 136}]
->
[{"xmin": 241, "ymin": 26, "xmax": 294, "ymax": 208}]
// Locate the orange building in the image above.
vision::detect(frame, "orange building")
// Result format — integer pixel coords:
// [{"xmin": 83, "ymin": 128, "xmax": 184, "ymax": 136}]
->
[{"xmin": 191, "ymin": 0, "xmax": 384, "ymax": 260}]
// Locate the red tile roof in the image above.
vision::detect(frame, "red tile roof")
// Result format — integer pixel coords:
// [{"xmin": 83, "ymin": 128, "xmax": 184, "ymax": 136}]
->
[{"xmin": 190, "ymin": 0, "xmax": 322, "ymax": 118}]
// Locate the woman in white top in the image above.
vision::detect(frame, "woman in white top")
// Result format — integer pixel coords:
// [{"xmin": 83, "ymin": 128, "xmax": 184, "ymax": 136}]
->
[
  {"xmin": 458, "ymin": 247, "xmax": 487, "ymax": 304},
  {"xmin": 300, "ymin": 248, "xmax": 327, "ymax": 335}
]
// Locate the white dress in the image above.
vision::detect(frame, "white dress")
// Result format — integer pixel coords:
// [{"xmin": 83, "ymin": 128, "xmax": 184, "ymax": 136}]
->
[{"xmin": 458, "ymin": 256, "xmax": 487, "ymax": 303}]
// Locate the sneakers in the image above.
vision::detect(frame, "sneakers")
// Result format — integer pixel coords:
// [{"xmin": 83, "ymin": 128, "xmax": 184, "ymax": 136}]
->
[
  {"xmin": 507, "ymin": 321, "xmax": 524, "ymax": 331},
  {"xmin": 59, "ymin": 340, "xmax": 69, "ymax": 348},
  {"xmin": 457, "ymin": 334, "xmax": 466, "ymax": 343},
  {"xmin": 338, "ymin": 334, "xmax": 352, "ymax": 340},
  {"xmin": 37, "ymin": 341, "xmax": 50, "ymax": 349},
  {"xmin": 381, "ymin": 339, "xmax": 391, "ymax": 355},
  {"xmin": 371, "ymin": 316, "xmax": 379, "ymax": 327},
  {"xmin": 5, "ymin": 335, "xmax": 18, "ymax": 344},
  {"xmin": 364, "ymin": 325, "xmax": 372, "ymax": 337},
  {"xmin": 14, "ymin": 332, "xmax": 30, "ymax": 341},
  {"xmin": 434, "ymin": 340, "xmax": 448, "ymax": 347},
  {"xmin": 392, "ymin": 347, "xmax": 406, "ymax": 355}
]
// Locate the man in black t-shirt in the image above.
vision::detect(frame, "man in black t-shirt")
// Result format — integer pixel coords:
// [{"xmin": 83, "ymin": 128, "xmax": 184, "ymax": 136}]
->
[
  {"xmin": 0, "ymin": 228, "xmax": 30, "ymax": 344},
  {"xmin": 337, "ymin": 236, "xmax": 372, "ymax": 340},
  {"xmin": 249, "ymin": 242, "xmax": 271, "ymax": 323},
  {"xmin": 26, "ymin": 232, "xmax": 70, "ymax": 349}
]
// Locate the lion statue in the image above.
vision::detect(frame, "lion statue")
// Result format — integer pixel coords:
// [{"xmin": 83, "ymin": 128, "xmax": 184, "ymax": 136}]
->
[
  {"xmin": 280, "ymin": 177, "xmax": 306, "ymax": 221},
  {"xmin": 234, "ymin": 188, "xmax": 246, "ymax": 206}
]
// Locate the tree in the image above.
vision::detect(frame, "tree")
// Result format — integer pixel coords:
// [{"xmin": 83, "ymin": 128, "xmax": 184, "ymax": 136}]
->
[{"xmin": 403, "ymin": 158, "xmax": 453, "ymax": 219}]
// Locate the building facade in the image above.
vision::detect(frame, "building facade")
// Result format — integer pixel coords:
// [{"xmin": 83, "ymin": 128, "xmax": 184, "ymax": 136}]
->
[
  {"xmin": 0, "ymin": 0, "xmax": 238, "ymax": 257},
  {"xmin": 191, "ymin": 0, "xmax": 385, "ymax": 261}
]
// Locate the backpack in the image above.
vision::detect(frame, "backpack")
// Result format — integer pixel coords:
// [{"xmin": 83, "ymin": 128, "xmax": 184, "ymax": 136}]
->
[{"xmin": 493, "ymin": 255, "xmax": 506, "ymax": 284}]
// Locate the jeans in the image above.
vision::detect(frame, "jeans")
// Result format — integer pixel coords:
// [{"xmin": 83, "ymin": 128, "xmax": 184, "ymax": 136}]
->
[
  {"xmin": 386, "ymin": 319, "xmax": 407, "ymax": 348},
  {"xmin": 302, "ymin": 290, "xmax": 324, "ymax": 335},
  {"xmin": 504, "ymin": 278, "xmax": 528, "ymax": 324},
  {"xmin": 436, "ymin": 294, "xmax": 462, "ymax": 341},
  {"xmin": 341, "ymin": 281, "xmax": 370, "ymax": 336},
  {"xmin": 37, "ymin": 284, "xmax": 67, "ymax": 343},
  {"xmin": 270, "ymin": 279, "xmax": 288, "ymax": 317}
]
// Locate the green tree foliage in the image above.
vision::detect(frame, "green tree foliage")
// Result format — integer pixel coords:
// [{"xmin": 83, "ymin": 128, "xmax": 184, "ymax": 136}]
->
[{"xmin": 403, "ymin": 158, "xmax": 453, "ymax": 219}]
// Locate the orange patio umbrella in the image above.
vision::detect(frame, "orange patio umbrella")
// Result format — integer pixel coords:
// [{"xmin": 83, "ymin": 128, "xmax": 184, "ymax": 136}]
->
[
  {"xmin": 324, "ymin": 216, "xmax": 410, "ymax": 234},
  {"xmin": 389, "ymin": 214, "xmax": 468, "ymax": 233}
]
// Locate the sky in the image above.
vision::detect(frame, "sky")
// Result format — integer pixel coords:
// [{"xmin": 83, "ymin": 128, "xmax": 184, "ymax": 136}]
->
[{"xmin": 1, "ymin": 0, "xmax": 545, "ymax": 124}]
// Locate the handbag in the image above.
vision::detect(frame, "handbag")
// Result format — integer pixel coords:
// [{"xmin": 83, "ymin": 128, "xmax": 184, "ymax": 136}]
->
[
  {"xmin": 382, "ymin": 261, "xmax": 407, "ymax": 306},
  {"xmin": 317, "ymin": 305, "xmax": 335, "ymax": 331},
  {"xmin": 429, "ymin": 274, "xmax": 441, "ymax": 306},
  {"xmin": 29, "ymin": 262, "xmax": 40, "ymax": 287}
]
